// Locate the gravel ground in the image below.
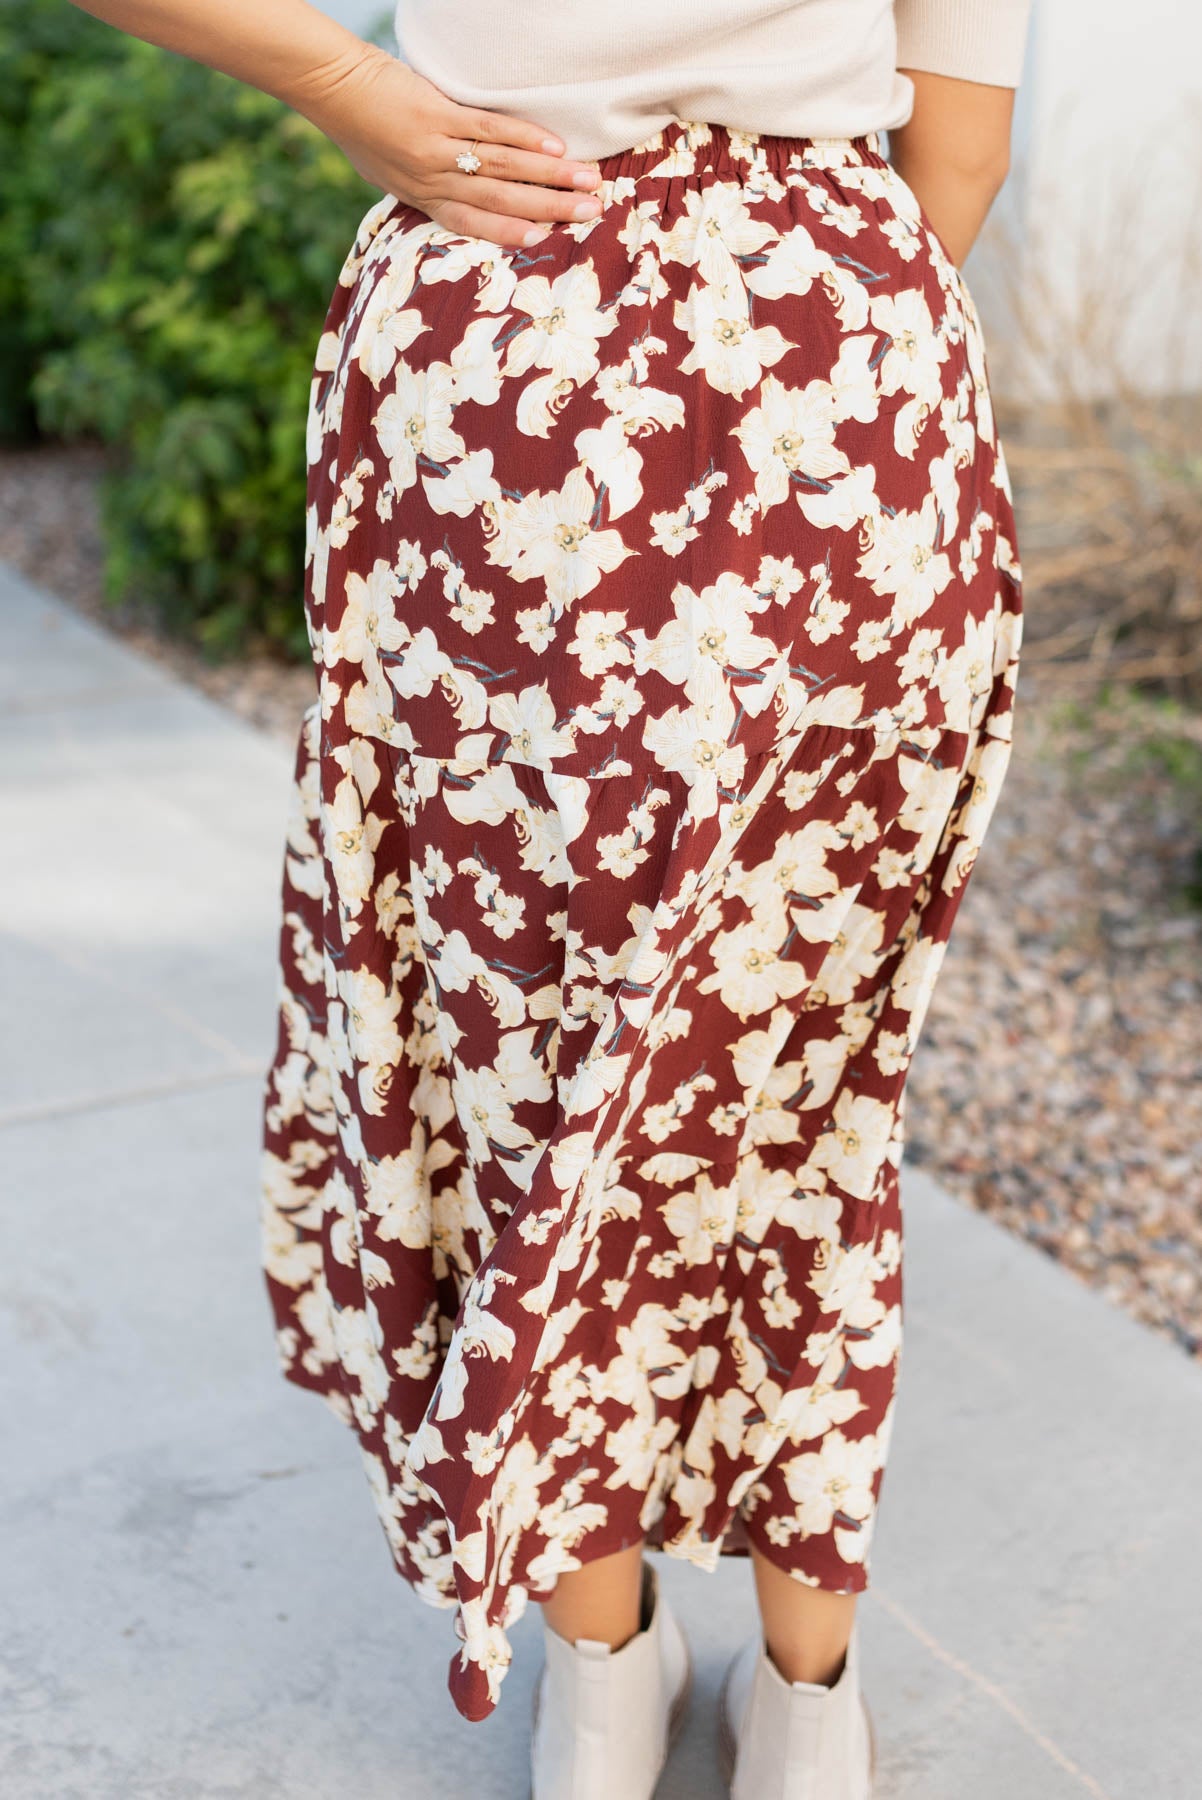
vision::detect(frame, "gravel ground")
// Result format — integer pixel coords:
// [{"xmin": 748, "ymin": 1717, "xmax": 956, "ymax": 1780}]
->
[{"xmin": 4, "ymin": 441, "xmax": 1200, "ymax": 1356}]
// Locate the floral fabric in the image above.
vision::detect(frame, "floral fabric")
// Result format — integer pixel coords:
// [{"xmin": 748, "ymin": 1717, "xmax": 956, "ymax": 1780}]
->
[{"xmin": 259, "ymin": 118, "xmax": 1022, "ymax": 1722}]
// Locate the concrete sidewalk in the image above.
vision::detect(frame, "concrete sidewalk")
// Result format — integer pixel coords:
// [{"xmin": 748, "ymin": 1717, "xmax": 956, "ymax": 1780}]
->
[{"xmin": 2, "ymin": 561, "xmax": 1199, "ymax": 1799}]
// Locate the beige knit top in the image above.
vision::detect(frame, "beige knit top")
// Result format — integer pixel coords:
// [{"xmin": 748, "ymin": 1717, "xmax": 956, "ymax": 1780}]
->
[{"xmin": 393, "ymin": 0, "xmax": 1034, "ymax": 162}]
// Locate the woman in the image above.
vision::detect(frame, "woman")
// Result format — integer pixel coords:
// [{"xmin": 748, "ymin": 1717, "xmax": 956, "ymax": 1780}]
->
[{"xmin": 71, "ymin": 1, "xmax": 1030, "ymax": 1793}]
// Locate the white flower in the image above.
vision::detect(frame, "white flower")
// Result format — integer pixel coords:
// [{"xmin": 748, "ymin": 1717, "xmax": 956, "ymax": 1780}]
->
[
  {"xmin": 675, "ymin": 284, "xmax": 792, "ymax": 400},
  {"xmin": 567, "ymin": 610, "xmax": 631, "ymax": 679},
  {"xmin": 857, "ymin": 489, "xmax": 953, "ymax": 628},
  {"xmin": 338, "ymin": 972, "xmax": 403, "ymax": 1065},
  {"xmin": 726, "ymin": 819, "xmax": 840, "ymax": 931},
  {"xmin": 324, "ymin": 558, "xmax": 410, "ymax": 672},
  {"xmin": 504, "ymin": 262, "xmax": 619, "ymax": 383},
  {"xmin": 780, "ymin": 1429, "xmax": 880, "ymax": 1536},
  {"xmin": 869, "ymin": 287, "xmax": 944, "ymax": 406},
  {"xmin": 805, "ymin": 594, "xmax": 851, "ymax": 645},
  {"xmin": 642, "ymin": 701, "xmax": 744, "ymax": 812},
  {"xmin": 744, "ymin": 220, "xmax": 827, "ymax": 301},
  {"xmin": 422, "ymin": 447, "xmax": 501, "ymax": 519},
  {"xmin": 932, "ymin": 613, "xmax": 996, "ymax": 732},
  {"xmin": 604, "ymin": 1411, "xmax": 679, "ymax": 1490},
  {"xmin": 896, "ymin": 755, "xmax": 962, "ymax": 868},
  {"xmin": 874, "ymin": 1036, "xmax": 910, "ymax": 1072},
  {"xmin": 324, "ymin": 774, "xmax": 385, "ymax": 916},
  {"xmin": 634, "ymin": 571, "xmax": 777, "ymax": 698},
  {"xmin": 603, "ymin": 1304, "xmax": 689, "ymax": 1407},
  {"xmin": 447, "ymin": 315, "xmax": 506, "ymax": 407},
  {"xmin": 891, "ymin": 933, "xmax": 947, "ymax": 1017},
  {"xmin": 649, "ymin": 469, "xmax": 728, "ymax": 556},
  {"xmin": 897, "ymin": 626, "xmax": 943, "ymax": 688},
  {"xmin": 756, "ymin": 554, "xmax": 805, "ymax": 606},
  {"xmin": 373, "ymin": 361, "xmax": 464, "ymax": 494},
  {"xmin": 575, "ymin": 412, "xmax": 647, "ymax": 517},
  {"xmin": 363, "ymin": 1122, "xmax": 455, "ymax": 1248},
  {"xmin": 660, "ymin": 183, "xmax": 775, "ymax": 286},
  {"xmin": 808, "ymin": 902, "xmax": 887, "ymax": 1006},
  {"xmin": 698, "ymin": 919, "xmax": 810, "ymax": 1021},
  {"xmin": 351, "ymin": 266, "xmax": 428, "ymax": 389},
  {"xmin": 419, "ymin": 234, "xmax": 520, "ymax": 312},
  {"xmin": 489, "ymin": 685, "xmax": 575, "ymax": 766},
  {"xmin": 485, "ymin": 466, "xmax": 634, "ymax": 614},
  {"xmin": 735, "ymin": 374, "xmax": 850, "ymax": 510},
  {"xmin": 797, "ymin": 463, "xmax": 880, "ymax": 532},
  {"xmin": 809, "ymin": 1091, "xmax": 895, "ymax": 1199},
  {"xmin": 662, "ymin": 1172, "xmax": 739, "ymax": 1264}
]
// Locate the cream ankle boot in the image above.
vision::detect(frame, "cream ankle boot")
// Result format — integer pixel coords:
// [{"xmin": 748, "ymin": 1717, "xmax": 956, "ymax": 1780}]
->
[
  {"xmin": 530, "ymin": 1558, "xmax": 692, "ymax": 1800},
  {"xmin": 718, "ymin": 1621, "xmax": 875, "ymax": 1800}
]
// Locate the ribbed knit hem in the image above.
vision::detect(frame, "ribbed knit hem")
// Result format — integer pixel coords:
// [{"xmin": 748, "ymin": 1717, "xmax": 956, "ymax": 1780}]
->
[{"xmin": 894, "ymin": 0, "xmax": 1032, "ymax": 87}]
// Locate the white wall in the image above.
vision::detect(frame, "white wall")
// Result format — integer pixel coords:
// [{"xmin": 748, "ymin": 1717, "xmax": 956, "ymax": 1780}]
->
[{"xmin": 974, "ymin": 0, "xmax": 1202, "ymax": 399}]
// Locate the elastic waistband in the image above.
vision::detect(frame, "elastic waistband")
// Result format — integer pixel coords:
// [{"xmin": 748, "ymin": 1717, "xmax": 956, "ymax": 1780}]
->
[{"xmin": 588, "ymin": 118, "xmax": 887, "ymax": 181}]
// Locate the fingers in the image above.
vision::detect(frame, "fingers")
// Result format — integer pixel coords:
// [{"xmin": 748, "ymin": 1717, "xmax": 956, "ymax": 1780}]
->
[
  {"xmin": 439, "ymin": 137, "xmax": 601, "ymax": 195},
  {"xmin": 447, "ymin": 102, "xmax": 570, "ymax": 161},
  {"xmin": 426, "ymin": 198, "xmax": 566, "ymax": 250},
  {"xmin": 438, "ymin": 168, "xmax": 602, "ymax": 225},
  {"xmin": 414, "ymin": 97, "xmax": 607, "ymax": 248},
  {"xmin": 435, "ymin": 99, "xmax": 602, "ymax": 192}
]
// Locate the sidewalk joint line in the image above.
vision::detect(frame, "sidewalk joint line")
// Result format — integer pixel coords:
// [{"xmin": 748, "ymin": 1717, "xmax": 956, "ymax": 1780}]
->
[
  {"xmin": 869, "ymin": 1585, "xmax": 1116, "ymax": 1799},
  {"xmin": 3, "ymin": 680, "xmax": 167, "ymax": 715},
  {"xmin": 0, "ymin": 1063, "xmax": 262, "ymax": 1129},
  {"xmin": 5, "ymin": 929, "xmax": 260, "ymax": 1067}
]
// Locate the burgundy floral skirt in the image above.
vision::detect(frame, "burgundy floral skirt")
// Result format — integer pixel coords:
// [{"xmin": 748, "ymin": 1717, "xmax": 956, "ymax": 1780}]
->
[{"xmin": 258, "ymin": 117, "xmax": 1022, "ymax": 1721}]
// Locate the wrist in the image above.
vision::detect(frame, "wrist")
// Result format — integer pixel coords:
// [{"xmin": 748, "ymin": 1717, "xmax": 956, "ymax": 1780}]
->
[{"xmin": 274, "ymin": 35, "xmax": 392, "ymax": 127}]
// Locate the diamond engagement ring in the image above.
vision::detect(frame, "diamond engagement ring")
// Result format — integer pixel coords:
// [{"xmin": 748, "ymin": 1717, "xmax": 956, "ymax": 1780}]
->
[{"xmin": 455, "ymin": 140, "xmax": 483, "ymax": 175}]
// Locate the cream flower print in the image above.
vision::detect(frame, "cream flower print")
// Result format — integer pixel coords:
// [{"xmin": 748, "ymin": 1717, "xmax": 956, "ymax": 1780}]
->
[
  {"xmin": 485, "ymin": 466, "xmax": 634, "ymax": 614},
  {"xmin": 809, "ymin": 1090, "xmax": 897, "ymax": 1200},
  {"xmin": 261, "ymin": 119, "xmax": 1023, "ymax": 1728},
  {"xmin": 698, "ymin": 919, "xmax": 812, "ymax": 1020},
  {"xmin": 325, "ymin": 558, "xmax": 412, "ymax": 673},
  {"xmin": 504, "ymin": 263, "xmax": 620, "ymax": 384},
  {"xmin": 373, "ymin": 362, "xmax": 464, "ymax": 495},
  {"xmin": 675, "ymin": 282, "xmax": 793, "ymax": 399},
  {"xmin": 869, "ymin": 287, "xmax": 944, "ymax": 406},
  {"xmin": 567, "ymin": 610, "xmax": 633, "ymax": 679},
  {"xmin": 447, "ymin": 315, "xmax": 507, "ymax": 408},
  {"xmin": 323, "ymin": 768, "xmax": 386, "ymax": 921},
  {"xmin": 430, "ymin": 548, "xmax": 496, "ymax": 636},
  {"xmin": 660, "ymin": 182, "xmax": 776, "ymax": 286},
  {"xmin": 780, "ymin": 1430, "xmax": 881, "ymax": 1537},
  {"xmin": 641, "ymin": 702, "xmax": 746, "ymax": 816},
  {"xmin": 858, "ymin": 488, "xmax": 955, "ymax": 628},
  {"xmin": 649, "ymin": 468, "xmax": 729, "ymax": 556},
  {"xmin": 487, "ymin": 686, "xmax": 575, "ymax": 767},
  {"xmin": 743, "ymin": 219, "xmax": 830, "ymax": 302},
  {"xmin": 633, "ymin": 571, "xmax": 777, "ymax": 697},
  {"xmin": 894, "ymin": 756, "xmax": 965, "ymax": 869},
  {"xmin": 932, "ymin": 611, "xmax": 998, "ymax": 732},
  {"xmin": 734, "ymin": 374, "xmax": 851, "ymax": 510},
  {"xmin": 662, "ymin": 1171, "xmax": 740, "ymax": 1264},
  {"xmin": 352, "ymin": 265, "xmax": 429, "ymax": 389}
]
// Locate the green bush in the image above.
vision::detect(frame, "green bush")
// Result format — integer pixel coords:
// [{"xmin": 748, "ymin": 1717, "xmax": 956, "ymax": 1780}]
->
[
  {"xmin": 0, "ymin": 2, "xmax": 391, "ymax": 658},
  {"xmin": 0, "ymin": 2, "xmax": 125, "ymax": 439}
]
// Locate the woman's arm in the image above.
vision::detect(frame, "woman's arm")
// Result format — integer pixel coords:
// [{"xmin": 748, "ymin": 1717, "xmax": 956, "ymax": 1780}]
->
[
  {"xmin": 888, "ymin": 0, "xmax": 1030, "ymax": 266},
  {"xmin": 64, "ymin": 0, "xmax": 602, "ymax": 247},
  {"xmin": 888, "ymin": 70, "xmax": 1016, "ymax": 267}
]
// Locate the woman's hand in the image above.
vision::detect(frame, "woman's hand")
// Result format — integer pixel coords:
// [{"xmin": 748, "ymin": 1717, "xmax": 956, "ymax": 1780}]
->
[
  {"xmin": 65, "ymin": 1, "xmax": 602, "ymax": 249},
  {"xmin": 297, "ymin": 43, "xmax": 603, "ymax": 249}
]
